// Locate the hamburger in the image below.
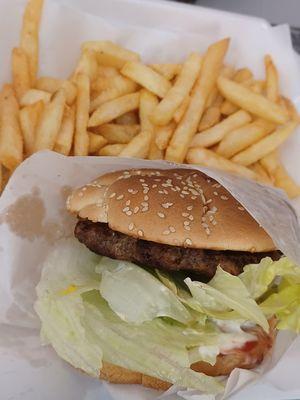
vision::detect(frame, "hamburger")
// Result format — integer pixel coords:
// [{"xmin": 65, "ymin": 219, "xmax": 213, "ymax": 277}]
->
[{"xmin": 35, "ymin": 168, "xmax": 300, "ymax": 394}]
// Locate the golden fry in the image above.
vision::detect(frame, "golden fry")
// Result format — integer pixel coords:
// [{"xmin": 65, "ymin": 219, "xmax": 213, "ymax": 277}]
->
[
  {"xmin": 260, "ymin": 151, "xmax": 279, "ymax": 177},
  {"xmin": 250, "ymin": 162, "xmax": 273, "ymax": 185},
  {"xmin": 166, "ymin": 38, "xmax": 230, "ymax": 163},
  {"xmin": 234, "ymin": 68, "xmax": 253, "ymax": 83},
  {"xmin": 20, "ymin": 89, "xmax": 51, "ymax": 106},
  {"xmin": 34, "ymin": 89, "xmax": 66, "ymax": 151},
  {"xmin": 155, "ymin": 122, "xmax": 176, "ymax": 150},
  {"xmin": 186, "ymin": 147, "xmax": 257, "ymax": 180},
  {"xmin": 83, "ymin": 41, "xmax": 140, "ymax": 69},
  {"xmin": 279, "ymin": 96, "xmax": 299, "ymax": 122},
  {"xmin": 89, "ymin": 92, "xmax": 140, "ymax": 127},
  {"xmin": 115, "ymin": 111, "xmax": 139, "ymax": 125},
  {"xmin": 12, "ymin": 47, "xmax": 31, "ymax": 101},
  {"xmin": 121, "ymin": 62, "xmax": 171, "ymax": 98},
  {"xmin": 119, "ymin": 130, "xmax": 152, "ymax": 159},
  {"xmin": 150, "ymin": 63, "xmax": 182, "ymax": 80},
  {"xmin": 274, "ymin": 164, "xmax": 300, "ymax": 198},
  {"xmin": 72, "ymin": 50, "xmax": 98, "ymax": 82},
  {"xmin": 264, "ymin": 55, "xmax": 279, "ymax": 103},
  {"xmin": 216, "ymin": 119, "xmax": 275, "ymax": 158},
  {"xmin": 218, "ymin": 76, "xmax": 288, "ymax": 124},
  {"xmin": 36, "ymin": 77, "xmax": 77, "ymax": 105},
  {"xmin": 173, "ymin": 94, "xmax": 190, "ymax": 123},
  {"xmin": 198, "ymin": 106, "xmax": 221, "ymax": 131},
  {"xmin": 20, "ymin": 100, "xmax": 44, "ymax": 155},
  {"xmin": 20, "ymin": 0, "xmax": 44, "ymax": 84},
  {"xmin": 74, "ymin": 73, "xmax": 90, "ymax": 156},
  {"xmin": 93, "ymin": 124, "xmax": 139, "ymax": 144},
  {"xmin": 88, "ymin": 132, "xmax": 107, "ymax": 154},
  {"xmin": 54, "ymin": 105, "xmax": 75, "ymax": 156},
  {"xmin": 232, "ymin": 121, "xmax": 298, "ymax": 166},
  {"xmin": 98, "ymin": 144, "xmax": 126, "ymax": 156},
  {"xmin": 191, "ymin": 110, "xmax": 251, "ymax": 148},
  {"xmin": 0, "ymin": 85, "xmax": 23, "ymax": 170},
  {"xmin": 151, "ymin": 53, "xmax": 202, "ymax": 125}
]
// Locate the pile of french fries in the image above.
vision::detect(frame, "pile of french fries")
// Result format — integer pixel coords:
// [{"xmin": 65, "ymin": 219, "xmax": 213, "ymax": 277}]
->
[{"xmin": 0, "ymin": 0, "xmax": 300, "ymax": 198}]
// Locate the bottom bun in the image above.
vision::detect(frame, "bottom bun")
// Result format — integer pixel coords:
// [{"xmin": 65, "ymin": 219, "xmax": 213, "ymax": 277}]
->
[{"xmin": 100, "ymin": 320, "xmax": 276, "ymax": 391}]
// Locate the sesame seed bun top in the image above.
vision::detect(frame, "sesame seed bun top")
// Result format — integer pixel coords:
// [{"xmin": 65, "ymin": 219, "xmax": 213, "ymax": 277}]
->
[{"xmin": 67, "ymin": 168, "xmax": 276, "ymax": 252}]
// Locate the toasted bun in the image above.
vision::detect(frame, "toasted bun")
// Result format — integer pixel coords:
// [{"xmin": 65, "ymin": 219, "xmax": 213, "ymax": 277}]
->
[
  {"xmin": 67, "ymin": 168, "xmax": 275, "ymax": 252},
  {"xmin": 100, "ymin": 321, "xmax": 276, "ymax": 390}
]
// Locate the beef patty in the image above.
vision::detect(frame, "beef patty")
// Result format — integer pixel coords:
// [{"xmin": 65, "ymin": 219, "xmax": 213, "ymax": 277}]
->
[{"xmin": 75, "ymin": 220, "xmax": 281, "ymax": 279}]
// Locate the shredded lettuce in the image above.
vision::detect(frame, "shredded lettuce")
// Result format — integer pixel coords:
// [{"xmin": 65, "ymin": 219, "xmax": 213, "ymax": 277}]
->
[{"xmin": 35, "ymin": 239, "xmax": 300, "ymax": 393}]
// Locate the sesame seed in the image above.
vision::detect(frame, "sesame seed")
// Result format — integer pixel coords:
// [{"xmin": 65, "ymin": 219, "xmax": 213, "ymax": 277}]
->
[
  {"xmin": 139, "ymin": 179, "xmax": 145, "ymax": 182},
  {"xmin": 212, "ymin": 183, "xmax": 221, "ymax": 188},
  {"xmin": 205, "ymin": 199, "xmax": 212, "ymax": 204},
  {"xmin": 154, "ymin": 178, "xmax": 161, "ymax": 182},
  {"xmin": 189, "ymin": 188, "xmax": 199, "ymax": 196},
  {"xmin": 116, "ymin": 195, "xmax": 124, "ymax": 200},
  {"xmin": 182, "ymin": 190, "xmax": 189, "ymax": 195},
  {"xmin": 238, "ymin": 206, "xmax": 245, "ymax": 211},
  {"xmin": 142, "ymin": 183, "xmax": 148, "ymax": 187},
  {"xmin": 182, "ymin": 212, "xmax": 189, "ymax": 217},
  {"xmin": 207, "ymin": 179, "xmax": 211, "ymax": 183},
  {"xmin": 191, "ymin": 196, "xmax": 197, "ymax": 200},
  {"xmin": 201, "ymin": 216, "xmax": 206, "ymax": 222},
  {"xmin": 133, "ymin": 206, "xmax": 139, "ymax": 214},
  {"xmin": 144, "ymin": 195, "xmax": 149, "ymax": 201},
  {"xmin": 163, "ymin": 190, "xmax": 168, "ymax": 195},
  {"xmin": 109, "ymin": 192, "xmax": 116, "ymax": 198},
  {"xmin": 180, "ymin": 194, "xmax": 185, "ymax": 198},
  {"xmin": 200, "ymin": 194, "xmax": 206, "ymax": 203},
  {"xmin": 123, "ymin": 171, "xmax": 130, "ymax": 175},
  {"xmin": 158, "ymin": 190, "xmax": 164, "ymax": 194},
  {"xmin": 126, "ymin": 210, "xmax": 132, "ymax": 216},
  {"xmin": 205, "ymin": 227, "xmax": 211, "ymax": 235},
  {"xmin": 162, "ymin": 202, "xmax": 173, "ymax": 209},
  {"xmin": 203, "ymin": 206, "xmax": 208, "ymax": 213},
  {"xmin": 212, "ymin": 220, "xmax": 217, "ymax": 225},
  {"xmin": 188, "ymin": 215, "xmax": 194, "ymax": 221},
  {"xmin": 152, "ymin": 184, "xmax": 158, "ymax": 188},
  {"xmin": 175, "ymin": 186, "xmax": 181, "ymax": 191},
  {"xmin": 143, "ymin": 188, "xmax": 149, "ymax": 194},
  {"xmin": 169, "ymin": 226, "xmax": 176, "ymax": 233},
  {"xmin": 132, "ymin": 190, "xmax": 139, "ymax": 195},
  {"xmin": 137, "ymin": 229, "xmax": 144, "ymax": 237},
  {"xmin": 126, "ymin": 200, "xmax": 131, "ymax": 206},
  {"xmin": 185, "ymin": 238, "xmax": 193, "ymax": 246},
  {"xmin": 157, "ymin": 212, "xmax": 165, "ymax": 218},
  {"xmin": 141, "ymin": 207, "xmax": 148, "ymax": 212},
  {"xmin": 184, "ymin": 221, "xmax": 190, "ymax": 226},
  {"xmin": 202, "ymin": 223, "xmax": 209, "ymax": 228},
  {"xmin": 82, "ymin": 187, "xmax": 87, "ymax": 191},
  {"xmin": 213, "ymin": 191, "xmax": 218, "ymax": 196},
  {"xmin": 141, "ymin": 201, "xmax": 148, "ymax": 207},
  {"xmin": 123, "ymin": 207, "xmax": 130, "ymax": 212},
  {"xmin": 128, "ymin": 223, "xmax": 134, "ymax": 231},
  {"xmin": 163, "ymin": 229, "xmax": 170, "ymax": 235},
  {"xmin": 184, "ymin": 226, "xmax": 191, "ymax": 231},
  {"xmin": 209, "ymin": 215, "xmax": 214, "ymax": 222},
  {"xmin": 221, "ymin": 195, "xmax": 228, "ymax": 201},
  {"xmin": 186, "ymin": 205, "xmax": 193, "ymax": 211}
]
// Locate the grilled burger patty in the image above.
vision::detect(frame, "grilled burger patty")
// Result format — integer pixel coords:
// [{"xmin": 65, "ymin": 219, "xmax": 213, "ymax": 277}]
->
[{"xmin": 75, "ymin": 220, "xmax": 281, "ymax": 279}]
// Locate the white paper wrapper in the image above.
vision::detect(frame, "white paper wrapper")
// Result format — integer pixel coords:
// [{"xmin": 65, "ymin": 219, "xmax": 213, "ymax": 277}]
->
[{"xmin": 0, "ymin": 1, "xmax": 300, "ymax": 399}]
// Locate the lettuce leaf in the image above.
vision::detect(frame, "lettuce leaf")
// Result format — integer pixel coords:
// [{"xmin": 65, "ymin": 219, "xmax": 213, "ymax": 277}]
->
[
  {"xmin": 185, "ymin": 267, "xmax": 269, "ymax": 332},
  {"xmin": 97, "ymin": 257, "xmax": 192, "ymax": 324},
  {"xmin": 240, "ymin": 257, "xmax": 300, "ymax": 299}
]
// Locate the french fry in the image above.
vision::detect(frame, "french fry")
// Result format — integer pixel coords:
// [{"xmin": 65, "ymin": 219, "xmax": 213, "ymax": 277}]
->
[
  {"xmin": 89, "ymin": 92, "xmax": 140, "ymax": 127},
  {"xmin": 72, "ymin": 50, "xmax": 98, "ymax": 82},
  {"xmin": 139, "ymin": 89, "xmax": 160, "ymax": 160},
  {"xmin": 191, "ymin": 110, "xmax": 251, "ymax": 148},
  {"xmin": 98, "ymin": 144, "xmax": 126, "ymax": 156},
  {"xmin": 155, "ymin": 122, "xmax": 176, "ymax": 150},
  {"xmin": 232, "ymin": 121, "xmax": 298, "ymax": 166},
  {"xmin": 166, "ymin": 38, "xmax": 230, "ymax": 163},
  {"xmin": 20, "ymin": 0, "xmax": 43, "ymax": 85},
  {"xmin": 54, "ymin": 105, "xmax": 75, "ymax": 155},
  {"xmin": 97, "ymin": 65, "xmax": 119, "ymax": 78},
  {"xmin": 216, "ymin": 119, "xmax": 275, "ymax": 158},
  {"xmin": 88, "ymin": 132, "xmax": 108, "ymax": 154},
  {"xmin": 220, "ymin": 99, "xmax": 238, "ymax": 115},
  {"xmin": 34, "ymin": 89, "xmax": 66, "ymax": 151},
  {"xmin": 115, "ymin": 111, "xmax": 139, "ymax": 125},
  {"xmin": 260, "ymin": 151, "xmax": 279, "ymax": 177},
  {"xmin": 82, "ymin": 41, "xmax": 140, "ymax": 69},
  {"xmin": 234, "ymin": 68, "xmax": 253, "ymax": 83},
  {"xmin": 280, "ymin": 96, "xmax": 299, "ymax": 121},
  {"xmin": 274, "ymin": 164, "xmax": 300, "ymax": 198},
  {"xmin": 19, "ymin": 100, "xmax": 44, "ymax": 155},
  {"xmin": 119, "ymin": 130, "xmax": 152, "ymax": 158},
  {"xmin": 251, "ymin": 80, "xmax": 265, "ymax": 94},
  {"xmin": 0, "ymin": 85, "xmax": 23, "ymax": 170},
  {"xmin": 173, "ymin": 94, "xmax": 190, "ymax": 123},
  {"xmin": 74, "ymin": 73, "xmax": 90, "ymax": 156},
  {"xmin": 121, "ymin": 62, "xmax": 171, "ymax": 98},
  {"xmin": 90, "ymin": 76, "xmax": 138, "ymax": 112},
  {"xmin": 206, "ymin": 64, "xmax": 235, "ymax": 109},
  {"xmin": 218, "ymin": 76, "xmax": 288, "ymax": 124},
  {"xmin": 186, "ymin": 147, "xmax": 258, "ymax": 180},
  {"xmin": 92, "ymin": 74, "xmax": 137, "ymax": 92},
  {"xmin": 93, "ymin": 124, "xmax": 139, "ymax": 144},
  {"xmin": 151, "ymin": 53, "xmax": 202, "ymax": 125},
  {"xmin": 264, "ymin": 55, "xmax": 279, "ymax": 103},
  {"xmin": 198, "ymin": 106, "xmax": 221, "ymax": 131},
  {"xmin": 12, "ymin": 47, "xmax": 31, "ymax": 102},
  {"xmin": 150, "ymin": 63, "xmax": 182, "ymax": 80},
  {"xmin": 36, "ymin": 77, "xmax": 77, "ymax": 105},
  {"xmin": 20, "ymin": 89, "xmax": 51, "ymax": 106},
  {"xmin": 250, "ymin": 162, "xmax": 273, "ymax": 185}
]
